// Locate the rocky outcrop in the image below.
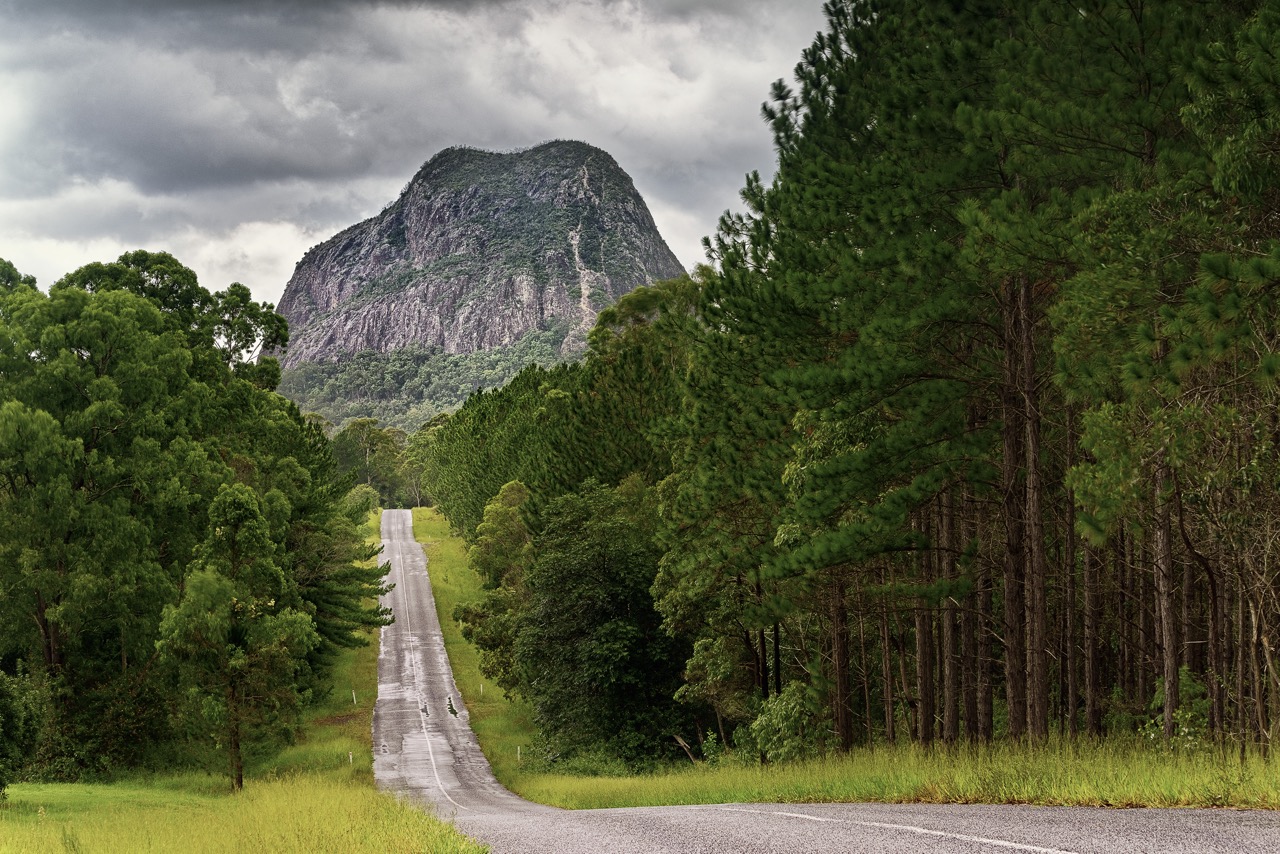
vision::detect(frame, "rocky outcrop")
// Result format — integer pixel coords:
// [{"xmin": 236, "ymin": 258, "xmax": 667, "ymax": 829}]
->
[{"xmin": 275, "ymin": 140, "xmax": 686, "ymax": 370}]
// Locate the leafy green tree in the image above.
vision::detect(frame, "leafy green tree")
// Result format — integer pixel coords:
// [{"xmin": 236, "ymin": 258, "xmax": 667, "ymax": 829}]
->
[
  {"xmin": 469, "ymin": 481, "xmax": 533, "ymax": 589},
  {"xmin": 512, "ymin": 478, "xmax": 690, "ymax": 763},
  {"xmin": 0, "ymin": 251, "xmax": 387, "ymax": 778},
  {"xmin": 0, "ymin": 258, "xmax": 36, "ymax": 291},
  {"xmin": 157, "ymin": 484, "xmax": 320, "ymax": 791},
  {"xmin": 331, "ymin": 418, "xmax": 406, "ymax": 506},
  {"xmin": 0, "ymin": 281, "xmax": 209, "ymax": 772},
  {"xmin": 398, "ymin": 0, "xmax": 1280, "ymax": 761}
]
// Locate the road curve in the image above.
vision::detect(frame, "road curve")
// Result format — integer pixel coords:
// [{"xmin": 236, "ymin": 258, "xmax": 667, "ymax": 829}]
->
[{"xmin": 373, "ymin": 509, "xmax": 1280, "ymax": 853}]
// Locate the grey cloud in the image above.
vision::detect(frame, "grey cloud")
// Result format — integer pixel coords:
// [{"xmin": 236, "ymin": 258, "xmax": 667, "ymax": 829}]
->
[{"xmin": 1, "ymin": 0, "xmax": 828, "ymax": 294}]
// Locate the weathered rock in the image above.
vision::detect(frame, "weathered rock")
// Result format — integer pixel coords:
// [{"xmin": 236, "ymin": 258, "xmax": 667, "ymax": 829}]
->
[{"xmin": 275, "ymin": 140, "xmax": 686, "ymax": 371}]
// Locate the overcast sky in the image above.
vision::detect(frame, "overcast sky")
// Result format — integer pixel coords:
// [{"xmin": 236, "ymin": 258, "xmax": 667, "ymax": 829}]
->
[{"xmin": 0, "ymin": 0, "xmax": 828, "ymax": 307}]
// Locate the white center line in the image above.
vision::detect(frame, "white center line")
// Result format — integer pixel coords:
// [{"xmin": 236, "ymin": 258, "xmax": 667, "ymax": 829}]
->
[
  {"xmin": 707, "ymin": 807, "xmax": 1081, "ymax": 854},
  {"xmin": 389, "ymin": 518, "xmax": 470, "ymax": 813}
]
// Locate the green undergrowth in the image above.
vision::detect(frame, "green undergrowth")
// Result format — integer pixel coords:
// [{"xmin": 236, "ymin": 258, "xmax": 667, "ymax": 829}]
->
[
  {"xmin": 0, "ymin": 511, "xmax": 485, "ymax": 854},
  {"xmin": 418, "ymin": 506, "xmax": 1280, "ymax": 812}
]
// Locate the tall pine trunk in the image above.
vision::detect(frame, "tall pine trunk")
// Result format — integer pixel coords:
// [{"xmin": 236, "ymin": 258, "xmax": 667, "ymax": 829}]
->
[
  {"xmin": 941, "ymin": 491, "xmax": 960, "ymax": 744},
  {"xmin": 831, "ymin": 577, "xmax": 853, "ymax": 752},
  {"xmin": 1019, "ymin": 275, "xmax": 1049, "ymax": 741},
  {"xmin": 228, "ymin": 680, "xmax": 244, "ymax": 792},
  {"xmin": 1083, "ymin": 544, "xmax": 1104, "ymax": 737},
  {"xmin": 880, "ymin": 598, "xmax": 896, "ymax": 744},
  {"xmin": 1153, "ymin": 466, "xmax": 1179, "ymax": 743},
  {"xmin": 915, "ymin": 599, "xmax": 935, "ymax": 745},
  {"xmin": 1001, "ymin": 286, "xmax": 1028, "ymax": 741}
]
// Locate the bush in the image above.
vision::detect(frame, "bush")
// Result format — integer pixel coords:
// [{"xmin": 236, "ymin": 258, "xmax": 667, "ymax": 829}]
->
[{"xmin": 0, "ymin": 667, "xmax": 44, "ymax": 797}]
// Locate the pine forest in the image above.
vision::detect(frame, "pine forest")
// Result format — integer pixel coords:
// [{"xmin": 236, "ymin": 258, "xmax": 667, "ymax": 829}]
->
[{"xmin": 405, "ymin": 0, "xmax": 1280, "ymax": 764}]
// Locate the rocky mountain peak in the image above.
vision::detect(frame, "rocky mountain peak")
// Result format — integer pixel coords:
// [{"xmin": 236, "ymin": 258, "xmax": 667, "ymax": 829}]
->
[{"xmin": 274, "ymin": 140, "xmax": 686, "ymax": 372}]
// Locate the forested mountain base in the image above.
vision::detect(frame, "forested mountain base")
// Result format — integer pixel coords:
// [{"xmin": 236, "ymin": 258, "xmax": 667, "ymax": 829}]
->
[
  {"xmin": 406, "ymin": 0, "xmax": 1280, "ymax": 770},
  {"xmin": 277, "ymin": 322, "xmax": 571, "ymax": 430}
]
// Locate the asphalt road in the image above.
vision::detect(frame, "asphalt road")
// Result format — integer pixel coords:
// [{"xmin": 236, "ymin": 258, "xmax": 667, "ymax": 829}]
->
[{"xmin": 372, "ymin": 509, "xmax": 1280, "ymax": 853}]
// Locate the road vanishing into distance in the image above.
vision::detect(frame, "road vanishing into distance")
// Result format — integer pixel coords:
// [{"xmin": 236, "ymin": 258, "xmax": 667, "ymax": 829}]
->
[{"xmin": 372, "ymin": 509, "xmax": 1280, "ymax": 853}]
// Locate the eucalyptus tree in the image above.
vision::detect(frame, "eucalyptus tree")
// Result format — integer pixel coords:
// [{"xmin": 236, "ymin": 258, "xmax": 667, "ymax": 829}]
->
[{"xmin": 157, "ymin": 484, "xmax": 319, "ymax": 791}]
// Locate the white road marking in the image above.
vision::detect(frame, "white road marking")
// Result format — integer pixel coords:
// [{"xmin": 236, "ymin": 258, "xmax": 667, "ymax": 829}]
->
[
  {"xmin": 708, "ymin": 807, "xmax": 1082, "ymax": 854},
  {"xmin": 388, "ymin": 522, "xmax": 471, "ymax": 813}
]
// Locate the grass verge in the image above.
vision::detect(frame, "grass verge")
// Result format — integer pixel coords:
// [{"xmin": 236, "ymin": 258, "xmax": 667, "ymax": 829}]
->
[
  {"xmin": 512, "ymin": 739, "xmax": 1280, "ymax": 810},
  {"xmin": 417, "ymin": 506, "xmax": 1280, "ymax": 812},
  {"xmin": 0, "ymin": 511, "xmax": 486, "ymax": 854}
]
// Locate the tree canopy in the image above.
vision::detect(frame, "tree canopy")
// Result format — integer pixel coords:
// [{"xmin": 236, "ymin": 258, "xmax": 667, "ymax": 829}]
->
[{"xmin": 0, "ymin": 252, "xmax": 388, "ymax": 791}]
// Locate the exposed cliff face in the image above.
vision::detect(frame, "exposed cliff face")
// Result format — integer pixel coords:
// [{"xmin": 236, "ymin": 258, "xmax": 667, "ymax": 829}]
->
[{"xmin": 275, "ymin": 140, "xmax": 686, "ymax": 370}]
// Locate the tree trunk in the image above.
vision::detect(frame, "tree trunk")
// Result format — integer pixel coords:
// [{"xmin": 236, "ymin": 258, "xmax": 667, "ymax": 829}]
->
[
  {"xmin": 1249, "ymin": 600, "xmax": 1269, "ymax": 754},
  {"xmin": 857, "ymin": 605, "xmax": 873, "ymax": 744},
  {"xmin": 35, "ymin": 591, "xmax": 63, "ymax": 674},
  {"xmin": 1083, "ymin": 544, "xmax": 1104, "ymax": 737},
  {"xmin": 961, "ymin": 520, "xmax": 980, "ymax": 742},
  {"xmin": 978, "ymin": 523, "xmax": 994, "ymax": 741},
  {"xmin": 1002, "ymin": 289, "xmax": 1028, "ymax": 742},
  {"xmin": 915, "ymin": 599, "xmax": 935, "ymax": 746},
  {"xmin": 1065, "ymin": 420, "xmax": 1079, "ymax": 739},
  {"xmin": 228, "ymin": 681, "xmax": 244, "ymax": 792},
  {"xmin": 1174, "ymin": 481, "xmax": 1225, "ymax": 740},
  {"xmin": 1019, "ymin": 275, "xmax": 1049, "ymax": 742},
  {"xmin": 1237, "ymin": 583, "xmax": 1249, "ymax": 754},
  {"xmin": 758, "ymin": 628, "xmax": 770, "ymax": 702},
  {"xmin": 1153, "ymin": 467, "xmax": 1179, "ymax": 743},
  {"xmin": 773, "ymin": 622, "xmax": 783, "ymax": 699},
  {"xmin": 894, "ymin": 611, "xmax": 915, "ymax": 740},
  {"xmin": 941, "ymin": 491, "xmax": 960, "ymax": 744},
  {"xmin": 881, "ymin": 600, "xmax": 896, "ymax": 744},
  {"xmin": 1136, "ymin": 530, "xmax": 1151, "ymax": 711},
  {"xmin": 832, "ymin": 578, "xmax": 853, "ymax": 752}
]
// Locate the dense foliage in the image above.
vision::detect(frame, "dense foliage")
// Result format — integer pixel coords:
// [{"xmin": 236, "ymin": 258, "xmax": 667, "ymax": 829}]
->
[
  {"xmin": 0, "ymin": 252, "xmax": 389, "ymax": 794},
  {"xmin": 412, "ymin": 0, "xmax": 1280, "ymax": 765}
]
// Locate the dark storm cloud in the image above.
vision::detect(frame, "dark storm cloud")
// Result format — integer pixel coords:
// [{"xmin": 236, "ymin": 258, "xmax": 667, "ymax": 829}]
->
[{"xmin": 0, "ymin": 0, "xmax": 828, "ymax": 298}]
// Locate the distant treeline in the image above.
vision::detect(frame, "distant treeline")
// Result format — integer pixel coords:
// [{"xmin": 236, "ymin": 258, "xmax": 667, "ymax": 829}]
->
[
  {"xmin": 0, "ymin": 253, "xmax": 389, "ymax": 795},
  {"xmin": 402, "ymin": 0, "xmax": 1280, "ymax": 765}
]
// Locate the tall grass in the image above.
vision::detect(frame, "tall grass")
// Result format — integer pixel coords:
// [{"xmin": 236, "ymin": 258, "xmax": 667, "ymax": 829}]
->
[
  {"xmin": 513, "ymin": 738, "xmax": 1280, "ymax": 810},
  {"xmin": 0, "ymin": 776, "xmax": 483, "ymax": 853},
  {"xmin": 417, "ymin": 506, "xmax": 1280, "ymax": 812},
  {"xmin": 0, "ymin": 511, "xmax": 486, "ymax": 854}
]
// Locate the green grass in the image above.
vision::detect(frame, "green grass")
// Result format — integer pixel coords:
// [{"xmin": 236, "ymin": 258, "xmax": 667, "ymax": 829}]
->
[
  {"xmin": 0, "ymin": 775, "xmax": 484, "ymax": 853},
  {"xmin": 0, "ymin": 512, "xmax": 486, "ymax": 854},
  {"xmin": 512, "ymin": 739, "xmax": 1280, "ymax": 810},
  {"xmin": 417, "ymin": 506, "xmax": 1280, "ymax": 812}
]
